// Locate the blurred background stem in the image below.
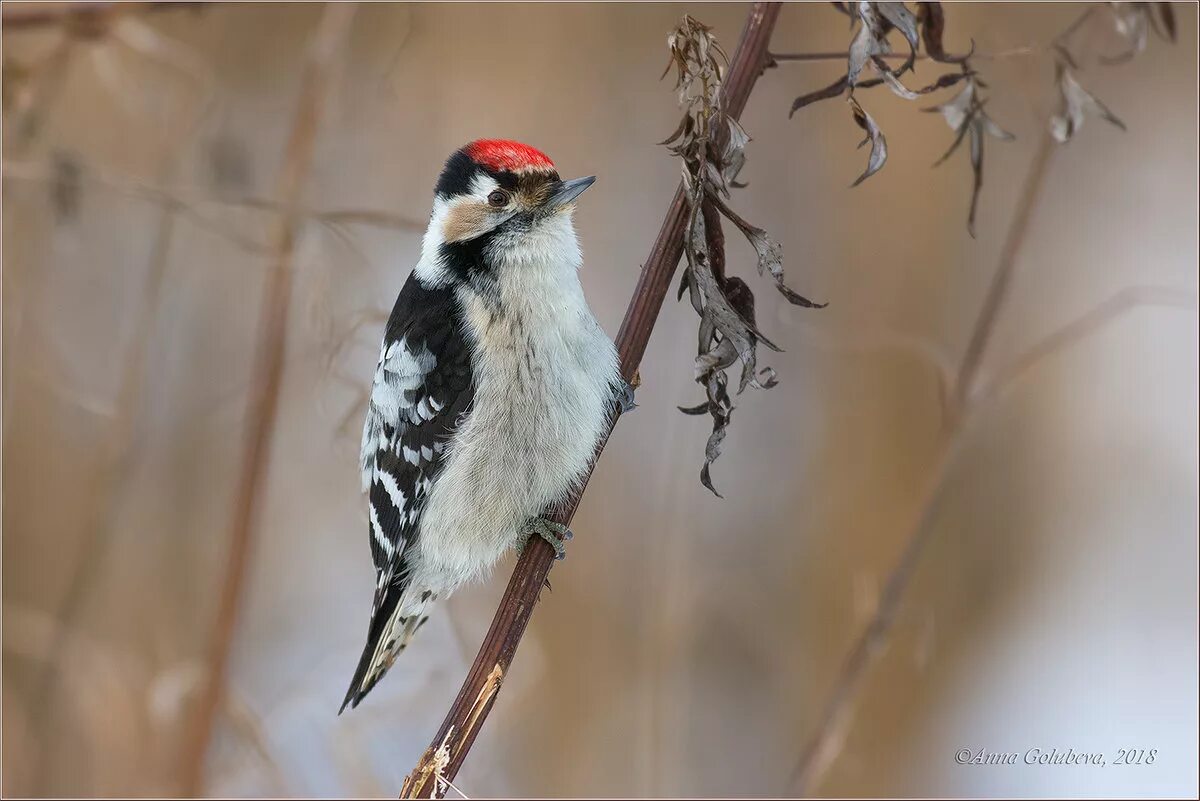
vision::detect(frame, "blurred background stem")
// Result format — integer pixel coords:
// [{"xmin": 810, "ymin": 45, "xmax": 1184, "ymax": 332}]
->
[
  {"xmin": 790, "ymin": 128, "xmax": 1058, "ymax": 795},
  {"xmin": 176, "ymin": 4, "xmax": 357, "ymax": 794}
]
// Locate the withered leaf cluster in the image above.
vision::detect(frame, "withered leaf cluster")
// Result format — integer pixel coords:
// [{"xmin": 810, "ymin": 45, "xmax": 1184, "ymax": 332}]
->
[
  {"xmin": 1046, "ymin": 2, "xmax": 1174, "ymax": 144},
  {"xmin": 662, "ymin": 15, "xmax": 825, "ymax": 496},
  {"xmin": 788, "ymin": 1, "xmax": 1175, "ymax": 236},
  {"xmin": 1049, "ymin": 54, "xmax": 1126, "ymax": 143},
  {"xmin": 1051, "ymin": 2, "xmax": 1180, "ymax": 143},
  {"xmin": 789, "ymin": 2, "xmax": 1001, "ymax": 235},
  {"xmin": 923, "ymin": 77, "xmax": 1014, "ymax": 237},
  {"xmin": 1101, "ymin": 1, "xmax": 1176, "ymax": 64}
]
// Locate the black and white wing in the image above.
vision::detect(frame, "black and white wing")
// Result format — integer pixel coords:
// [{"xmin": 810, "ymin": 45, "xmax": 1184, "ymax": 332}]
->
[{"xmin": 342, "ymin": 274, "xmax": 473, "ymax": 712}]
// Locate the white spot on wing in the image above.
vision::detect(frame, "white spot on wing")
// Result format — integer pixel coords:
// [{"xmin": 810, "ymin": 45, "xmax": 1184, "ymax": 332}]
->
[
  {"xmin": 378, "ymin": 470, "xmax": 407, "ymax": 513},
  {"xmin": 360, "ymin": 336, "xmax": 437, "ymax": 491},
  {"xmin": 370, "ymin": 502, "xmax": 395, "ymax": 559}
]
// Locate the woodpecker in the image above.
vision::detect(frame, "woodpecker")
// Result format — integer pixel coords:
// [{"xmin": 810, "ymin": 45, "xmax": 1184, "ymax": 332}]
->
[{"xmin": 342, "ymin": 140, "xmax": 628, "ymax": 712}]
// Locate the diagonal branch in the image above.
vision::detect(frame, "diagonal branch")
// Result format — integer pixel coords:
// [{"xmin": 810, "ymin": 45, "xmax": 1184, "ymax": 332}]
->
[
  {"xmin": 177, "ymin": 4, "xmax": 358, "ymax": 795},
  {"xmin": 790, "ymin": 128, "xmax": 1058, "ymax": 794},
  {"xmin": 399, "ymin": 4, "xmax": 784, "ymax": 797},
  {"xmin": 950, "ymin": 130, "xmax": 1057, "ymax": 419},
  {"xmin": 975, "ymin": 285, "xmax": 1198, "ymax": 405}
]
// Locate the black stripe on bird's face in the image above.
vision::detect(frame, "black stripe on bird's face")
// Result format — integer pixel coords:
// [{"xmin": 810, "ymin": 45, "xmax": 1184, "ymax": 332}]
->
[{"xmin": 434, "ymin": 166, "xmax": 569, "ymax": 292}]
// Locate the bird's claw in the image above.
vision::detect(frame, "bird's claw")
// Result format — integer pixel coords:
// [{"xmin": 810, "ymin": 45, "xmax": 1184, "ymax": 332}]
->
[
  {"xmin": 518, "ymin": 517, "xmax": 573, "ymax": 560},
  {"xmin": 617, "ymin": 378, "xmax": 638, "ymax": 414}
]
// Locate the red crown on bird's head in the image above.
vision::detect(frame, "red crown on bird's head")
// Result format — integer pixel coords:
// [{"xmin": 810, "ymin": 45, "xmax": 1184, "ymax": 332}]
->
[{"xmin": 464, "ymin": 139, "xmax": 555, "ymax": 174}]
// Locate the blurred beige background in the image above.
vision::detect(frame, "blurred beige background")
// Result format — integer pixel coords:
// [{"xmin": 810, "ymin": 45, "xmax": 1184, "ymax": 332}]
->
[{"xmin": 3, "ymin": 2, "xmax": 1197, "ymax": 797}]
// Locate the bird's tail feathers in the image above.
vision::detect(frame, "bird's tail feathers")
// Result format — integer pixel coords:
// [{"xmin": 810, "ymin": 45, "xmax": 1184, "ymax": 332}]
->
[{"xmin": 339, "ymin": 586, "xmax": 436, "ymax": 713}]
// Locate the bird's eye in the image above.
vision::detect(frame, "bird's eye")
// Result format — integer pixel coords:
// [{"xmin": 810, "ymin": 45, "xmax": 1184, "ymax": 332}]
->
[{"xmin": 487, "ymin": 190, "xmax": 509, "ymax": 207}]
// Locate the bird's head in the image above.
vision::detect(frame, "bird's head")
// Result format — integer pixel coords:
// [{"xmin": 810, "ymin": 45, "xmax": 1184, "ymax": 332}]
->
[{"xmin": 418, "ymin": 140, "xmax": 594, "ymax": 287}]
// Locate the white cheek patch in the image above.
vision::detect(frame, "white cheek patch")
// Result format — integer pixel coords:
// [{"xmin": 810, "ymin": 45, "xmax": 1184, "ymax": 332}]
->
[{"xmin": 423, "ymin": 176, "xmax": 504, "ymax": 246}]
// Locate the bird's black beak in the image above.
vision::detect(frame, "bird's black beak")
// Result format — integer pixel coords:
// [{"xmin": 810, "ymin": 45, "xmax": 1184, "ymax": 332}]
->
[{"xmin": 545, "ymin": 175, "xmax": 596, "ymax": 209}]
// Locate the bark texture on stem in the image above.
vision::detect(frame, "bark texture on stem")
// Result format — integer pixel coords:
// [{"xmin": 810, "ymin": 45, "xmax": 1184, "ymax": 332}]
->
[
  {"xmin": 177, "ymin": 4, "xmax": 357, "ymax": 795},
  {"xmin": 399, "ymin": 4, "xmax": 783, "ymax": 797}
]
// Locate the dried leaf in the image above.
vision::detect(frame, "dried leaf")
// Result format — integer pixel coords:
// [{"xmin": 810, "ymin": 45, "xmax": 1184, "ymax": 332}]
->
[
  {"xmin": 1102, "ymin": 2, "xmax": 1149, "ymax": 64},
  {"xmin": 925, "ymin": 77, "xmax": 1015, "ymax": 235},
  {"xmin": 1155, "ymin": 2, "xmax": 1177, "ymax": 41},
  {"xmin": 874, "ymin": 1, "xmax": 920, "ymax": 74},
  {"xmin": 872, "ymin": 56, "xmax": 970, "ymax": 100},
  {"xmin": 831, "ymin": 1, "xmax": 855, "ymax": 18},
  {"xmin": 932, "ymin": 116, "xmax": 971, "ymax": 166},
  {"xmin": 684, "ymin": 214, "xmax": 761, "ymax": 495},
  {"xmin": 916, "ymin": 1, "xmax": 973, "ymax": 63},
  {"xmin": 686, "ymin": 210, "xmax": 774, "ymax": 388},
  {"xmin": 924, "ymin": 78, "xmax": 975, "ymax": 131},
  {"xmin": 847, "ymin": 16, "xmax": 879, "ymax": 87},
  {"xmin": 708, "ymin": 191, "xmax": 827, "ymax": 309},
  {"xmin": 915, "ymin": 70, "xmax": 973, "ymax": 94},
  {"xmin": 704, "ymin": 160, "xmax": 729, "ymax": 197},
  {"xmin": 722, "ymin": 116, "xmax": 751, "ymax": 185},
  {"xmin": 700, "ymin": 431, "xmax": 726, "ymax": 496},
  {"xmin": 678, "ymin": 401, "xmax": 711, "ymax": 415},
  {"xmin": 659, "ymin": 114, "xmax": 690, "ymax": 146},
  {"xmin": 976, "ymin": 108, "xmax": 1015, "ymax": 142},
  {"xmin": 791, "ymin": 75, "xmax": 850, "ymax": 116},
  {"xmin": 1049, "ymin": 62, "xmax": 1126, "ymax": 143},
  {"xmin": 690, "ymin": 274, "xmax": 775, "ymax": 496},
  {"xmin": 847, "ymin": 1, "xmax": 902, "ymax": 86},
  {"xmin": 967, "ymin": 119, "xmax": 984, "ymax": 237},
  {"xmin": 877, "ymin": 62, "xmax": 922, "ymax": 99},
  {"xmin": 695, "ymin": 336, "xmax": 740, "ymax": 380},
  {"xmin": 848, "ymin": 95, "xmax": 887, "ymax": 186},
  {"xmin": 677, "ymin": 266, "xmax": 691, "ymax": 301}
]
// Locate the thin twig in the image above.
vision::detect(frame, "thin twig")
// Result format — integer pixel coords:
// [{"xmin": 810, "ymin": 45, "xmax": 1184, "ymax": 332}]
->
[
  {"xmin": 398, "ymin": 4, "xmax": 784, "ymax": 798},
  {"xmin": 790, "ymin": 128, "xmax": 1058, "ymax": 794},
  {"xmin": 177, "ymin": 4, "xmax": 358, "ymax": 794},
  {"xmin": 772, "ymin": 50, "xmax": 945, "ymax": 63},
  {"xmin": 770, "ymin": 46, "xmax": 1034, "ymax": 64},
  {"xmin": 792, "ymin": 437, "xmax": 960, "ymax": 791},
  {"xmin": 2, "ymin": 160, "xmax": 425, "ymax": 243},
  {"xmin": 1053, "ymin": 4, "xmax": 1099, "ymax": 47},
  {"xmin": 950, "ymin": 130, "xmax": 1056, "ymax": 418},
  {"xmin": 0, "ymin": 2, "xmax": 195, "ymax": 31},
  {"xmin": 975, "ymin": 285, "xmax": 1197, "ymax": 405}
]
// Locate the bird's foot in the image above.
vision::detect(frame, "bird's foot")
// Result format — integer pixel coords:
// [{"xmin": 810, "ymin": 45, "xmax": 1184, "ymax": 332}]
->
[
  {"xmin": 617, "ymin": 375, "xmax": 638, "ymax": 414},
  {"xmin": 518, "ymin": 517, "xmax": 573, "ymax": 560}
]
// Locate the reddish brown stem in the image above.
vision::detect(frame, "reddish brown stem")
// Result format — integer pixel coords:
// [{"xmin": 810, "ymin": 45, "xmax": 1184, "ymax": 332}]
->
[{"xmin": 399, "ymin": 4, "xmax": 783, "ymax": 798}]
